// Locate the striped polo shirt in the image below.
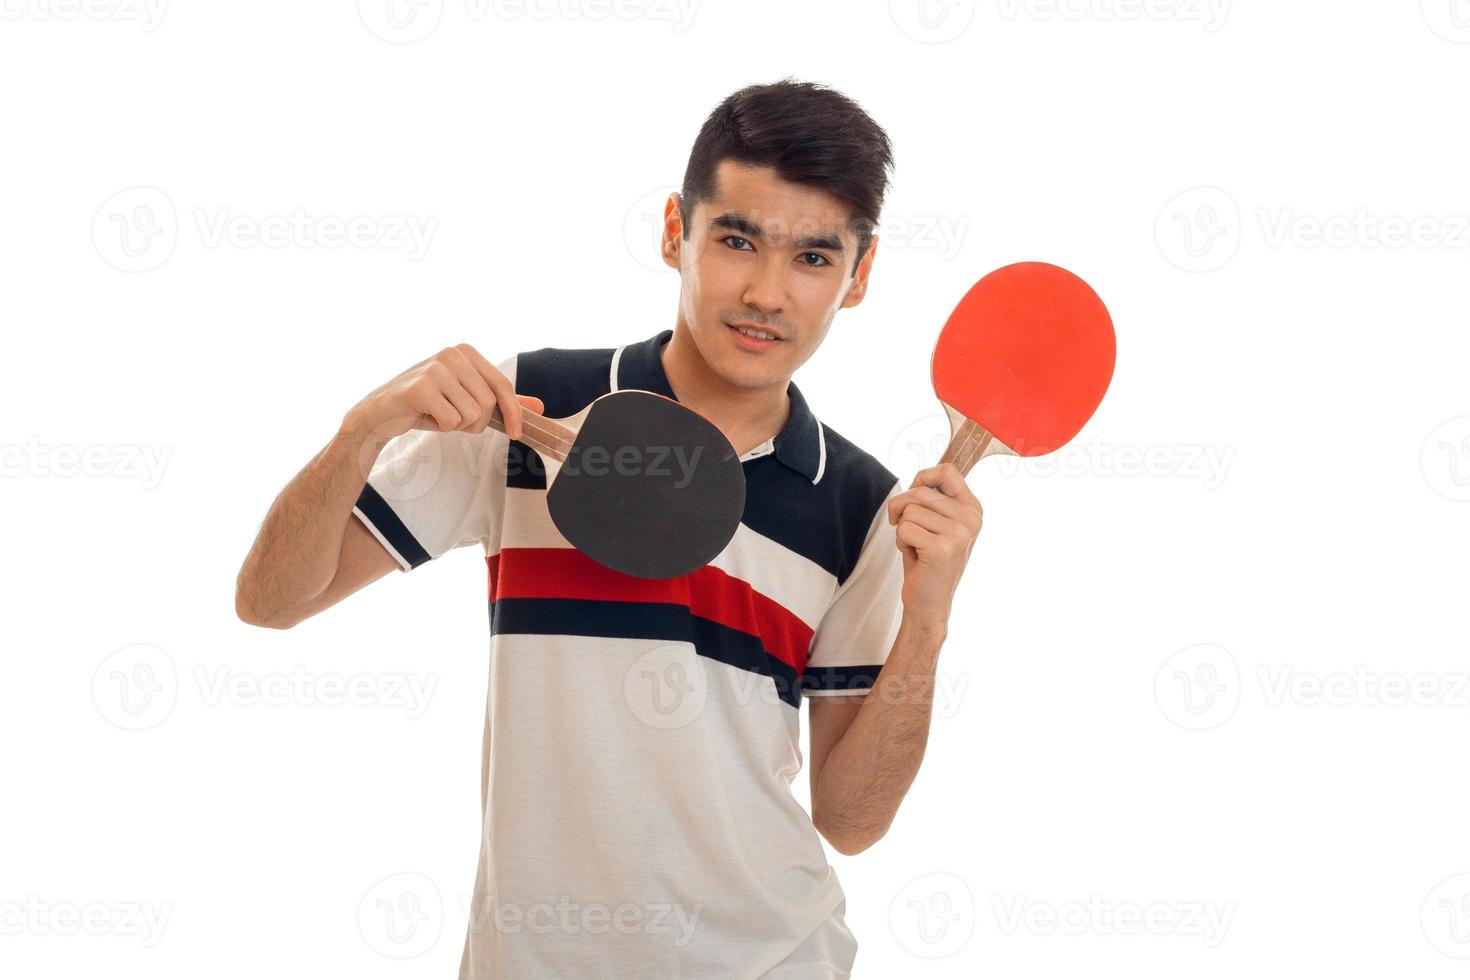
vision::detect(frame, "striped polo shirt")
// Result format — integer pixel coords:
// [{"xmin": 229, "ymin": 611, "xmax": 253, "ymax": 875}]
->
[{"xmin": 352, "ymin": 328, "xmax": 906, "ymax": 978}]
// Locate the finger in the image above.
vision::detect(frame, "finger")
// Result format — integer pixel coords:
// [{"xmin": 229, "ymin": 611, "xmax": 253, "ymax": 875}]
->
[
  {"xmin": 456, "ymin": 344, "xmax": 524, "ymax": 440},
  {"xmin": 895, "ymin": 519, "xmax": 941, "ymax": 554},
  {"xmin": 893, "ymin": 487, "xmax": 964, "ymax": 525},
  {"xmin": 413, "ymin": 390, "xmax": 462, "ymax": 432},
  {"xmin": 910, "ymin": 463, "xmax": 970, "ymax": 498},
  {"xmin": 897, "ymin": 503, "xmax": 964, "ymax": 541},
  {"xmin": 439, "ymin": 379, "xmax": 483, "ymax": 434},
  {"xmin": 441, "ymin": 348, "xmax": 500, "ymax": 434},
  {"xmin": 507, "ymin": 395, "xmax": 546, "ymax": 442},
  {"xmin": 887, "ymin": 484, "xmax": 981, "ymax": 531}
]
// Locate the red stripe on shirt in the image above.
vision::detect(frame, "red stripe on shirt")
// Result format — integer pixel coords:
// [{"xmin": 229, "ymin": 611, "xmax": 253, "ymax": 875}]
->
[{"xmin": 486, "ymin": 548, "xmax": 813, "ymax": 673}]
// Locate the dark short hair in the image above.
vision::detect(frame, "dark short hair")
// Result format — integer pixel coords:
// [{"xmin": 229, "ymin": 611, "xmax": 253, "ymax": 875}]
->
[{"xmin": 679, "ymin": 78, "xmax": 894, "ymax": 276}]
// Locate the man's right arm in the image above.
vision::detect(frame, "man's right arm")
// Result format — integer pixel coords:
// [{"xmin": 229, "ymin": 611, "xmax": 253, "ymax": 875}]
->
[
  {"xmin": 234, "ymin": 423, "xmax": 399, "ymax": 629},
  {"xmin": 234, "ymin": 343, "xmax": 538, "ymax": 630}
]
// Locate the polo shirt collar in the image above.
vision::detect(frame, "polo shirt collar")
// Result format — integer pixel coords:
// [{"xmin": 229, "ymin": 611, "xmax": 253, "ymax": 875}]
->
[{"xmin": 611, "ymin": 328, "xmax": 827, "ymax": 486}]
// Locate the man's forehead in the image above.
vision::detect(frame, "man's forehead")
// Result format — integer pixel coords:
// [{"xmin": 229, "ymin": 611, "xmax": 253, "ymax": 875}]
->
[{"xmin": 699, "ymin": 161, "xmax": 855, "ymax": 248}]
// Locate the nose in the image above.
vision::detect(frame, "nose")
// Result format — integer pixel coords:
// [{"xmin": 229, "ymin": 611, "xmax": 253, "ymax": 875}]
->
[{"xmin": 740, "ymin": 253, "xmax": 786, "ymax": 317}]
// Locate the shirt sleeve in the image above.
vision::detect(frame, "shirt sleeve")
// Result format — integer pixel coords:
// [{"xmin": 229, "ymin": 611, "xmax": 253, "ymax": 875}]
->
[
  {"xmin": 800, "ymin": 480, "xmax": 905, "ymax": 696},
  {"xmin": 350, "ymin": 353, "xmax": 518, "ymax": 572}
]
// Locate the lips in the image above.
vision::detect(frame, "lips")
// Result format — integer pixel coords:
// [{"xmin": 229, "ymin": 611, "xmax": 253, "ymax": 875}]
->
[{"xmin": 726, "ymin": 322, "xmax": 783, "ymax": 341}]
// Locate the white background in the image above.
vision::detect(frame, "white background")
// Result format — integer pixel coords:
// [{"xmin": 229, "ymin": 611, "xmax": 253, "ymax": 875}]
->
[{"xmin": 3, "ymin": 1, "xmax": 1469, "ymax": 977}]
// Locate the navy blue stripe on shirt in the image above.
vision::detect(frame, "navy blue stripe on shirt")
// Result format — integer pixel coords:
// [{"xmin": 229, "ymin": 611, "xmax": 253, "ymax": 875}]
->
[
  {"xmin": 490, "ymin": 596, "xmax": 804, "ymax": 706},
  {"xmin": 356, "ymin": 483, "xmax": 431, "ymax": 569},
  {"xmin": 799, "ymin": 663, "xmax": 884, "ymax": 694}
]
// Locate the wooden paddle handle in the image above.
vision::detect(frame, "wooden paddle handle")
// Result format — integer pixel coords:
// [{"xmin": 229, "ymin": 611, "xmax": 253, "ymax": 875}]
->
[
  {"xmin": 939, "ymin": 415, "xmax": 994, "ymax": 478},
  {"xmin": 486, "ymin": 404, "xmax": 574, "ymax": 463}
]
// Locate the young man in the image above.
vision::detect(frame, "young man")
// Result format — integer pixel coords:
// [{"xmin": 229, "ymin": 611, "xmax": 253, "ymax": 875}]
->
[{"xmin": 236, "ymin": 79, "xmax": 983, "ymax": 978}]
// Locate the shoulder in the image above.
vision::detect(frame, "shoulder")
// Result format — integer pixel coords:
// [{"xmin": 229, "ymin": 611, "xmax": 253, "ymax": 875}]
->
[
  {"xmin": 506, "ymin": 343, "xmax": 616, "ymax": 417},
  {"xmin": 817, "ymin": 420, "xmax": 902, "ymax": 504}
]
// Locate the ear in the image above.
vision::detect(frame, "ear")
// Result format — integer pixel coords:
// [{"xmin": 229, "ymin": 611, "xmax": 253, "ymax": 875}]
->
[
  {"xmin": 839, "ymin": 234, "xmax": 879, "ymax": 309},
  {"xmin": 661, "ymin": 192, "xmax": 684, "ymax": 271}
]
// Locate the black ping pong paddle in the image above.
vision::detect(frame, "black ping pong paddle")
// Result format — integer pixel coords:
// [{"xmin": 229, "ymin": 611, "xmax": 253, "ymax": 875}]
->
[{"xmin": 488, "ymin": 390, "xmax": 745, "ymax": 579}]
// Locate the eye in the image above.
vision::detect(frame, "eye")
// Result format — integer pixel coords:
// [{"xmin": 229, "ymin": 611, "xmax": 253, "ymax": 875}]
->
[
  {"xmin": 798, "ymin": 252, "xmax": 830, "ymax": 268},
  {"xmin": 720, "ymin": 235, "xmax": 754, "ymax": 251}
]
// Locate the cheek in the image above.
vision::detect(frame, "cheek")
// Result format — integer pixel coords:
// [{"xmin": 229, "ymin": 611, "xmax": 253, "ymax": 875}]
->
[
  {"xmin": 791, "ymin": 275, "xmax": 845, "ymax": 318},
  {"xmin": 684, "ymin": 248, "xmax": 725, "ymax": 294}
]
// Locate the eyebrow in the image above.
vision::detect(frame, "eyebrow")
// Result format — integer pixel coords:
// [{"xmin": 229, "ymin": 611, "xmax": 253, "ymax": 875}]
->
[{"xmin": 709, "ymin": 212, "xmax": 845, "ymax": 252}]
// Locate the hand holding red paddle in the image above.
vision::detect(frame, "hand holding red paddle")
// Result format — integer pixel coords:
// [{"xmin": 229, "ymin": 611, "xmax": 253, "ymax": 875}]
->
[{"xmin": 888, "ymin": 262, "xmax": 1117, "ymax": 627}]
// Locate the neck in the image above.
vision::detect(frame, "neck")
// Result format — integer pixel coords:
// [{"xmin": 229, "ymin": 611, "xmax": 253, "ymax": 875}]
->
[{"xmin": 661, "ymin": 320, "xmax": 790, "ymax": 457}]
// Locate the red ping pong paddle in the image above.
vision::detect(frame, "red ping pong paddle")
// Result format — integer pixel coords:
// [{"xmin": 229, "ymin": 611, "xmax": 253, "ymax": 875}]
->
[
  {"xmin": 930, "ymin": 261, "xmax": 1115, "ymax": 474},
  {"xmin": 487, "ymin": 390, "xmax": 745, "ymax": 579}
]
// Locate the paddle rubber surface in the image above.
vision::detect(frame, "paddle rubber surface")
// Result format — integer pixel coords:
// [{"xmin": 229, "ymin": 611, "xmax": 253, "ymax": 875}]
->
[
  {"xmin": 546, "ymin": 390, "xmax": 746, "ymax": 580},
  {"xmin": 932, "ymin": 261, "xmax": 1116, "ymax": 456}
]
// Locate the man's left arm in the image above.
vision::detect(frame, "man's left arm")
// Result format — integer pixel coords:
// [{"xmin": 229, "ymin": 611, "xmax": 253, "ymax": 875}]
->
[{"xmin": 809, "ymin": 463, "xmax": 982, "ymax": 855}]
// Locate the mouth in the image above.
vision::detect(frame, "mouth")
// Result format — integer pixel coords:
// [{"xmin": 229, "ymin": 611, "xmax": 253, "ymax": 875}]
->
[{"xmin": 725, "ymin": 322, "xmax": 784, "ymax": 347}]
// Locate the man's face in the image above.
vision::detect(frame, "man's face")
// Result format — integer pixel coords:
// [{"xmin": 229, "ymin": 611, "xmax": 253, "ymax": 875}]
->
[{"xmin": 661, "ymin": 159, "xmax": 876, "ymax": 390}]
